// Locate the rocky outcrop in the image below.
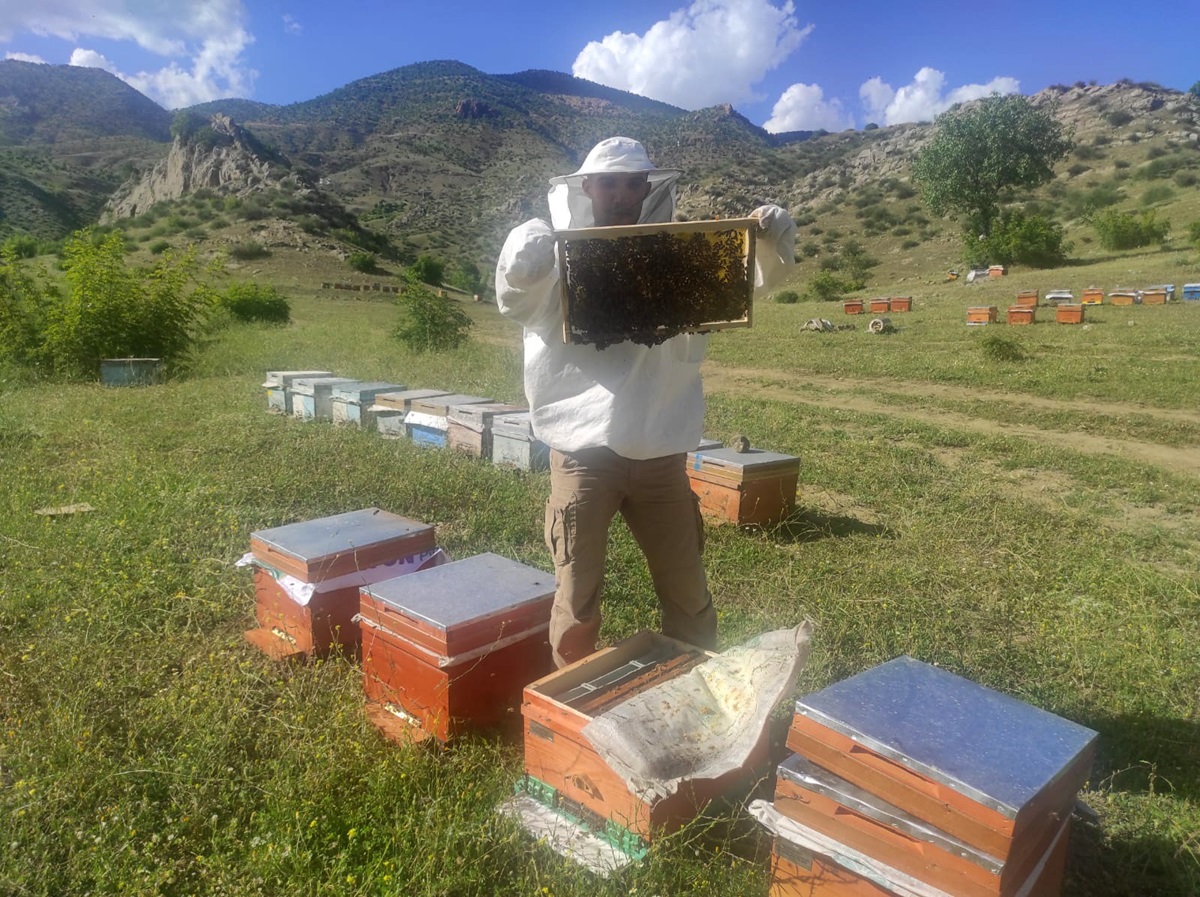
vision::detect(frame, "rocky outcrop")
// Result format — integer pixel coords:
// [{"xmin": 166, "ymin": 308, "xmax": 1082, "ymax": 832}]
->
[{"xmin": 102, "ymin": 114, "xmax": 295, "ymax": 221}]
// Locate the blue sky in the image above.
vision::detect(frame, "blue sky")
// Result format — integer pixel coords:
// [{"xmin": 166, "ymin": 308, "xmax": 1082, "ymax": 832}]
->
[{"xmin": 1, "ymin": 1, "xmax": 1195, "ymax": 131}]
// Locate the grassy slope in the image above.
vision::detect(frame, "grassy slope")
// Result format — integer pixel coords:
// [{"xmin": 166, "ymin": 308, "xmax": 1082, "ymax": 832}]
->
[{"xmin": 1, "ymin": 214, "xmax": 1199, "ymax": 894}]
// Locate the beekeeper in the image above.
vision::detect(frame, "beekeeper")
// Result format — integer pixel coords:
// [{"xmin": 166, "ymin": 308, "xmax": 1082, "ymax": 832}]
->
[{"xmin": 495, "ymin": 136, "xmax": 795, "ymax": 668}]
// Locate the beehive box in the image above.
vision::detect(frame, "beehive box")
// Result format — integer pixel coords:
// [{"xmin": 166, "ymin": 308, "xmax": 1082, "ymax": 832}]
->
[
  {"xmin": 1108, "ymin": 290, "xmax": 1138, "ymax": 306},
  {"xmin": 245, "ymin": 508, "xmax": 436, "ymax": 658},
  {"xmin": 843, "ymin": 299, "xmax": 864, "ymax": 315},
  {"xmin": 888, "ymin": 297, "xmax": 912, "ymax": 313},
  {"xmin": 492, "ymin": 412, "xmax": 550, "ymax": 471},
  {"xmin": 405, "ymin": 394, "xmax": 492, "ymax": 448},
  {"xmin": 773, "ymin": 756, "xmax": 1065, "ymax": 897},
  {"xmin": 264, "ymin": 370, "xmax": 333, "ymax": 413},
  {"xmin": 557, "ymin": 218, "xmax": 757, "ymax": 348},
  {"xmin": 1015, "ymin": 289, "xmax": 1039, "ymax": 307},
  {"xmin": 868, "ymin": 298, "xmax": 890, "ymax": 314},
  {"xmin": 1080, "ymin": 288, "xmax": 1104, "ymax": 305},
  {"xmin": 1183, "ymin": 283, "xmax": 1200, "ymax": 301},
  {"xmin": 1148, "ymin": 283, "xmax": 1175, "ymax": 301},
  {"xmin": 447, "ymin": 402, "xmax": 527, "ymax": 459},
  {"xmin": 521, "ymin": 630, "xmax": 769, "ymax": 840},
  {"xmin": 359, "ymin": 552, "xmax": 555, "ymax": 742},
  {"xmin": 1056, "ymin": 304, "xmax": 1085, "ymax": 325},
  {"xmin": 988, "ymin": 265, "xmax": 1006, "ymax": 277},
  {"xmin": 330, "ymin": 381, "xmax": 407, "ymax": 426},
  {"xmin": 370, "ymin": 389, "xmax": 451, "ymax": 437},
  {"xmin": 1007, "ymin": 307, "xmax": 1035, "ymax": 325},
  {"xmin": 685, "ymin": 446, "xmax": 800, "ymax": 527},
  {"xmin": 767, "ymin": 815, "xmax": 1071, "ymax": 897},
  {"xmin": 290, "ymin": 377, "xmax": 359, "ymax": 420},
  {"xmin": 1140, "ymin": 289, "xmax": 1168, "ymax": 306},
  {"xmin": 967, "ymin": 306, "xmax": 997, "ymax": 325},
  {"xmin": 1043, "ymin": 290, "xmax": 1074, "ymax": 307},
  {"xmin": 785, "ymin": 656, "xmax": 1096, "ymax": 872}
]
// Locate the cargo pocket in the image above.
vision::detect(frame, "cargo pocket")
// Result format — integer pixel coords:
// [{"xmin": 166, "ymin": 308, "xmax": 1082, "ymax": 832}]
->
[
  {"xmin": 544, "ymin": 496, "xmax": 576, "ymax": 567},
  {"xmin": 692, "ymin": 494, "xmax": 707, "ymax": 555}
]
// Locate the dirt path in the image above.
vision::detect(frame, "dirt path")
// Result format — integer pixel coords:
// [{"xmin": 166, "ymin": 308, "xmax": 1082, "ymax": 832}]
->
[{"xmin": 703, "ymin": 363, "xmax": 1200, "ymax": 480}]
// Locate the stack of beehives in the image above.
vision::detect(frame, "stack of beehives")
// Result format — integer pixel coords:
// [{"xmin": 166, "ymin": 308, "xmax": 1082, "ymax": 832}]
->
[{"xmin": 760, "ymin": 656, "xmax": 1098, "ymax": 897}]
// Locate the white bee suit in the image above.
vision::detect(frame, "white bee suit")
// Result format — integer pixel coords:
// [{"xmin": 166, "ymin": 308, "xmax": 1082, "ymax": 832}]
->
[{"xmin": 495, "ymin": 136, "xmax": 795, "ymax": 460}]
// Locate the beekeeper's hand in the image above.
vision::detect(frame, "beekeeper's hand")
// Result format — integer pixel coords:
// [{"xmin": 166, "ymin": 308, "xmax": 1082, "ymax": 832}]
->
[
  {"xmin": 503, "ymin": 230, "xmax": 557, "ymax": 289},
  {"xmin": 750, "ymin": 204, "xmax": 793, "ymax": 242}
]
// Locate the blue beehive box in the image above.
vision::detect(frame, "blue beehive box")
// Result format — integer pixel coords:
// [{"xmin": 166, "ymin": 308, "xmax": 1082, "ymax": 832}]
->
[
  {"xmin": 492, "ymin": 412, "xmax": 550, "ymax": 471},
  {"xmin": 1183, "ymin": 283, "xmax": 1200, "ymax": 302},
  {"xmin": 290, "ymin": 377, "xmax": 359, "ymax": 420},
  {"xmin": 404, "ymin": 394, "xmax": 492, "ymax": 448},
  {"xmin": 331, "ymin": 381, "xmax": 408, "ymax": 426},
  {"xmin": 370, "ymin": 389, "xmax": 451, "ymax": 438},
  {"xmin": 264, "ymin": 370, "xmax": 334, "ymax": 413}
]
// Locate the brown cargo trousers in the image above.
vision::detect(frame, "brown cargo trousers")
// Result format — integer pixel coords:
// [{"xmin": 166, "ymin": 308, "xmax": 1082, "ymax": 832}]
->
[{"xmin": 544, "ymin": 446, "xmax": 717, "ymax": 667}]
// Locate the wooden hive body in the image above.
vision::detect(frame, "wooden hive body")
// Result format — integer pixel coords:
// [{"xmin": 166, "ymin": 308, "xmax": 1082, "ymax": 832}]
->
[
  {"xmin": 967, "ymin": 306, "xmax": 997, "ymax": 324},
  {"xmin": 330, "ymin": 381, "xmax": 407, "ymax": 426},
  {"xmin": 1140, "ymin": 289, "xmax": 1167, "ymax": 305},
  {"xmin": 245, "ymin": 508, "xmax": 436, "ymax": 658},
  {"xmin": 492, "ymin": 412, "xmax": 550, "ymax": 471},
  {"xmin": 685, "ymin": 447, "xmax": 800, "ymax": 526},
  {"xmin": 557, "ymin": 218, "xmax": 757, "ymax": 348},
  {"xmin": 446, "ymin": 403, "xmax": 526, "ymax": 459},
  {"xmin": 1108, "ymin": 291, "xmax": 1138, "ymax": 306},
  {"xmin": 359, "ymin": 553, "xmax": 554, "ymax": 742},
  {"xmin": 844, "ymin": 300, "xmax": 865, "ymax": 315},
  {"xmin": 785, "ymin": 657, "xmax": 1096, "ymax": 867},
  {"xmin": 1080, "ymin": 288, "xmax": 1104, "ymax": 305},
  {"xmin": 869, "ymin": 298, "xmax": 891, "ymax": 314},
  {"xmin": 1014, "ymin": 290, "xmax": 1039, "ymax": 308},
  {"xmin": 290, "ymin": 377, "xmax": 358, "ymax": 420},
  {"xmin": 888, "ymin": 297, "xmax": 912, "ymax": 313},
  {"xmin": 263, "ymin": 370, "xmax": 333, "ymax": 413},
  {"xmin": 404, "ymin": 394, "xmax": 492, "ymax": 448},
  {"xmin": 1006, "ymin": 307, "xmax": 1035, "ymax": 325},
  {"xmin": 1056, "ymin": 305, "xmax": 1084, "ymax": 325},
  {"xmin": 521, "ymin": 631, "xmax": 770, "ymax": 840}
]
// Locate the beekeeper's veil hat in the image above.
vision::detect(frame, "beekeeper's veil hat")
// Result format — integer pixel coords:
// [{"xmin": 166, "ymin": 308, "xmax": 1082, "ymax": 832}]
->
[{"xmin": 547, "ymin": 136, "xmax": 681, "ymax": 229}]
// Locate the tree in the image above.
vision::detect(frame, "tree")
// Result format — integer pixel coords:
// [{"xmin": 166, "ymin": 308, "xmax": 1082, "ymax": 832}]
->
[
  {"xmin": 409, "ymin": 254, "xmax": 445, "ymax": 287},
  {"xmin": 911, "ymin": 94, "xmax": 1073, "ymax": 243},
  {"xmin": 1189, "ymin": 81, "xmax": 1200, "ymax": 98}
]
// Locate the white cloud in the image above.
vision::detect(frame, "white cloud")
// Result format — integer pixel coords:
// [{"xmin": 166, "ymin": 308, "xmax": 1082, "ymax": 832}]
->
[
  {"xmin": 764, "ymin": 82, "xmax": 852, "ymax": 133},
  {"xmin": 573, "ymin": 0, "xmax": 811, "ymax": 110},
  {"xmin": 859, "ymin": 67, "xmax": 1019, "ymax": 125},
  {"xmin": 282, "ymin": 14, "xmax": 301, "ymax": 36},
  {"xmin": 0, "ymin": 1, "xmax": 256, "ymax": 108},
  {"xmin": 5, "ymin": 51, "xmax": 47, "ymax": 63}
]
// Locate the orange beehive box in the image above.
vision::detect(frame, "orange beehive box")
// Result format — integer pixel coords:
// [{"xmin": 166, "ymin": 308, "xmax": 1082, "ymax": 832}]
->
[
  {"xmin": 1141, "ymin": 289, "xmax": 1167, "ymax": 305},
  {"xmin": 1015, "ymin": 290, "xmax": 1038, "ymax": 307},
  {"xmin": 1056, "ymin": 305, "xmax": 1085, "ymax": 324},
  {"xmin": 1007, "ymin": 307, "xmax": 1035, "ymax": 325},
  {"xmin": 988, "ymin": 265, "xmax": 1006, "ymax": 277},
  {"xmin": 1108, "ymin": 291, "xmax": 1138, "ymax": 306},
  {"xmin": 967, "ymin": 306, "xmax": 997, "ymax": 324},
  {"xmin": 888, "ymin": 296, "xmax": 912, "ymax": 313},
  {"xmin": 869, "ymin": 298, "xmax": 890, "ymax": 314},
  {"xmin": 843, "ymin": 299, "xmax": 864, "ymax": 315},
  {"xmin": 1080, "ymin": 288, "xmax": 1103, "ymax": 305},
  {"xmin": 767, "ymin": 817, "xmax": 1071, "ymax": 897},
  {"xmin": 359, "ymin": 553, "xmax": 554, "ymax": 742},
  {"xmin": 245, "ymin": 509, "xmax": 437, "ymax": 659},
  {"xmin": 521, "ymin": 630, "xmax": 770, "ymax": 840},
  {"xmin": 685, "ymin": 446, "xmax": 800, "ymax": 527}
]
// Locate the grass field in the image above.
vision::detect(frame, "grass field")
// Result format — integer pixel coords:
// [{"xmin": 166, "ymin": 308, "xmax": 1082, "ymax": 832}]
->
[{"xmin": 1, "ymin": 244, "xmax": 1198, "ymax": 896}]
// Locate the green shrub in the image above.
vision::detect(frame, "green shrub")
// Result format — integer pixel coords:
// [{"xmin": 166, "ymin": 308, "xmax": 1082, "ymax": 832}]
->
[
  {"xmin": 393, "ymin": 273, "xmax": 472, "ymax": 352},
  {"xmin": 148, "ymin": 240, "xmax": 171, "ymax": 255},
  {"xmin": 1141, "ymin": 185, "xmax": 1175, "ymax": 205},
  {"xmin": 0, "ymin": 253, "xmax": 52, "ymax": 369},
  {"xmin": 1113, "ymin": 160, "xmax": 1130, "ymax": 170},
  {"xmin": 217, "ymin": 282, "xmax": 291, "ymax": 324},
  {"xmin": 1174, "ymin": 171, "xmax": 1198, "ymax": 188},
  {"xmin": 2, "ymin": 233, "xmax": 40, "ymax": 259},
  {"xmin": 409, "ymin": 254, "xmax": 445, "ymax": 286},
  {"xmin": 972, "ymin": 210, "xmax": 1071, "ymax": 267},
  {"xmin": 1090, "ymin": 209, "xmax": 1170, "ymax": 250},
  {"xmin": 1106, "ymin": 110, "xmax": 1134, "ymax": 127},
  {"xmin": 800, "ymin": 241, "xmax": 820, "ymax": 258},
  {"xmin": 229, "ymin": 241, "xmax": 271, "ymax": 261},
  {"xmin": 901, "ymin": 239, "xmax": 920, "ymax": 250},
  {"xmin": 1067, "ymin": 163, "xmax": 1090, "ymax": 177},
  {"xmin": 774, "ymin": 290, "xmax": 800, "ymax": 304},
  {"xmin": 980, "ymin": 335, "xmax": 1028, "ymax": 362},
  {"xmin": 1074, "ymin": 145, "xmax": 1104, "ymax": 161},
  {"xmin": 804, "ymin": 269, "xmax": 856, "ymax": 302},
  {"xmin": 347, "ymin": 251, "xmax": 378, "ymax": 273},
  {"xmin": 1187, "ymin": 221, "xmax": 1200, "ymax": 250}
]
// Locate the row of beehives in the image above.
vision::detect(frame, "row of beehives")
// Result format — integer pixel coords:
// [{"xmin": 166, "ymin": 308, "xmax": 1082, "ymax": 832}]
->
[
  {"xmin": 843, "ymin": 296, "xmax": 912, "ymax": 315},
  {"xmin": 265, "ymin": 371, "xmax": 805, "ymax": 528},
  {"xmin": 1008, "ymin": 284, "xmax": 1198, "ymax": 307},
  {"xmin": 756, "ymin": 657, "xmax": 1098, "ymax": 897}
]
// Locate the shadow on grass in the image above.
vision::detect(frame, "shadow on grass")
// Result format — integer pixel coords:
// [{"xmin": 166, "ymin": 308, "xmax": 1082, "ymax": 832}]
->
[
  {"xmin": 1085, "ymin": 712, "xmax": 1200, "ymax": 801},
  {"xmin": 1068, "ymin": 817, "xmax": 1199, "ymax": 897},
  {"xmin": 761, "ymin": 506, "xmax": 896, "ymax": 544}
]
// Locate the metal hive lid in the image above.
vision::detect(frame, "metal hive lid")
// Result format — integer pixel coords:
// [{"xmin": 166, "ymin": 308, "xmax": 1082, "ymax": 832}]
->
[
  {"xmin": 251, "ymin": 508, "xmax": 431, "ymax": 564},
  {"xmin": 794, "ymin": 656, "xmax": 1098, "ymax": 818}
]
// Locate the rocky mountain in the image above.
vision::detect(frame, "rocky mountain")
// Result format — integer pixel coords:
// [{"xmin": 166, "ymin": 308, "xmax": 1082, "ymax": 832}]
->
[{"xmin": 3, "ymin": 60, "xmax": 1199, "ymax": 275}]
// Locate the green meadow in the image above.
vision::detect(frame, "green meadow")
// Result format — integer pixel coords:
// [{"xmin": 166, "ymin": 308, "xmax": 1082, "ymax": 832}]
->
[{"xmin": 1, "ymin": 252, "xmax": 1198, "ymax": 896}]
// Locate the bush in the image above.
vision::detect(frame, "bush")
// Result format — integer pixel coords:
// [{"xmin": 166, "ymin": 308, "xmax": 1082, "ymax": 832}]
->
[
  {"xmin": 972, "ymin": 210, "xmax": 1071, "ymax": 268},
  {"xmin": 1187, "ymin": 221, "xmax": 1200, "ymax": 250},
  {"xmin": 774, "ymin": 290, "xmax": 800, "ymax": 304},
  {"xmin": 347, "ymin": 251, "xmax": 378, "ymax": 273},
  {"xmin": 980, "ymin": 335, "xmax": 1028, "ymax": 362},
  {"xmin": 1174, "ymin": 171, "xmax": 1198, "ymax": 188},
  {"xmin": 229, "ymin": 241, "xmax": 271, "ymax": 261},
  {"xmin": 217, "ymin": 282, "xmax": 291, "ymax": 324},
  {"xmin": 393, "ymin": 273, "xmax": 472, "ymax": 352},
  {"xmin": 409, "ymin": 254, "xmax": 445, "ymax": 286},
  {"xmin": 148, "ymin": 240, "xmax": 171, "ymax": 255},
  {"xmin": 1106, "ymin": 110, "xmax": 1134, "ymax": 127},
  {"xmin": 2, "ymin": 233, "xmax": 40, "ymax": 259},
  {"xmin": 0, "ymin": 253, "xmax": 53, "ymax": 369},
  {"xmin": 1090, "ymin": 209, "xmax": 1170, "ymax": 250},
  {"xmin": 1067, "ymin": 163, "xmax": 1090, "ymax": 177},
  {"xmin": 804, "ymin": 269, "xmax": 856, "ymax": 302},
  {"xmin": 800, "ymin": 241, "xmax": 820, "ymax": 258},
  {"xmin": 1141, "ymin": 185, "xmax": 1175, "ymax": 205}
]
